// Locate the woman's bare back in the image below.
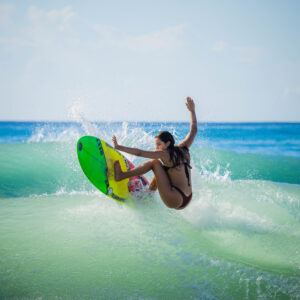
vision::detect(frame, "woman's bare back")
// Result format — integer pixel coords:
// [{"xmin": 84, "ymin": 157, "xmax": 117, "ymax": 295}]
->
[{"xmin": 161, "ymin": 148, "xmax": 192, "ymax": 196}]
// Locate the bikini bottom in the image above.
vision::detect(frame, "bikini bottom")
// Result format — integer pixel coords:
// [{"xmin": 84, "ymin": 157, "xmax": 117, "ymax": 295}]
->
[{"xmin": 172, "ymin": 186, "xmax": 192, "ymax": 209}]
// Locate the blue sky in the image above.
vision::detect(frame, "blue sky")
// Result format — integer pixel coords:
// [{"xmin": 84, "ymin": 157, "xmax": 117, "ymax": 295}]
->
[{"xmin": 0, "ymin": 0, "xmax": 299, "ymax": 122}]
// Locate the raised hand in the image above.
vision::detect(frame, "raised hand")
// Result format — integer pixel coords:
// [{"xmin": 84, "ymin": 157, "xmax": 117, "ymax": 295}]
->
[
  {"xmin": 185, "ymin": 96, "xmax": 195, "ymax": 112},
  {"xmin": 112, "ymin": 136, "xmax": 119, "ymax": 149}
]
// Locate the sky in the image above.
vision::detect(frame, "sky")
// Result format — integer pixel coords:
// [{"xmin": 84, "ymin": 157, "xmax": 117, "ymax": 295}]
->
[{"xmin": 0, "ymin": 0, "xmax": 299, "ymax": 122}]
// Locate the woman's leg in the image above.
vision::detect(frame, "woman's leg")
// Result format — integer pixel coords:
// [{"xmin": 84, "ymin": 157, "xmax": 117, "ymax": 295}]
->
[
  {"xmin": 114, "ymin": 160, "xmax": 182, "ymax": 209},
  {"xmin": 114, "ymin": 160, "xmax": 154, "ymax": 181}
]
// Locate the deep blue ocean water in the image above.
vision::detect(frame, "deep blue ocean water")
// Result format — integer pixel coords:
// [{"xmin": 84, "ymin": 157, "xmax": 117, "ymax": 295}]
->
[
  {"xmin": 1, "ymin": 121, "xmax": 299, "ymax": 157},
  {"xmin": 0, "ymin": 121, "xmax": 299, "ymax": 299}
]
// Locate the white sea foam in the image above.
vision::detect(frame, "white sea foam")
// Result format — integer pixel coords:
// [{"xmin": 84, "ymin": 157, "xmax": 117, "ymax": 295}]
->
[
  {"xmin": 182, "ymin": 196, "xmax": 273, "ymax": 233},
  {"xmin": 198, "ymin": 159, "xmax": 232, "ymax": 182},
  {"xmin": 26, "ymin": 101, "xmax": 157, "ymax": 154},
  {"xmin": 27, "ymin": 125, "xmax": 83, "ymax": 143},
  {"xmin": 28, "ymin": 188, "xmax": 98, "ymax": 198}
]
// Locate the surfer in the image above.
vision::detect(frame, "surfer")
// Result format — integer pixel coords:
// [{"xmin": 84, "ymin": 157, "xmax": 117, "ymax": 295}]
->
[{"xmin": 113, "ymin": 97, "xmax": 197, "ymax": 210}]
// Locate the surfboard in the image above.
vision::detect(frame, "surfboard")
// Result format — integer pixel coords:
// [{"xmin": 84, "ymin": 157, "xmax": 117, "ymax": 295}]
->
[{"xmin": 77, "ymin": 136, "xmax": 149, "ymax": 204}]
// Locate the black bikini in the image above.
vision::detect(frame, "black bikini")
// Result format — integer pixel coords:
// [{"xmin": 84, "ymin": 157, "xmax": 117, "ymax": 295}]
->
[
  {"xmin": 162, "ymin": 149, "xmax": 193, "ymax": 209},
  {"xmin": 172, "ymin": 186, "xmax": 193, "ymax": 209}
]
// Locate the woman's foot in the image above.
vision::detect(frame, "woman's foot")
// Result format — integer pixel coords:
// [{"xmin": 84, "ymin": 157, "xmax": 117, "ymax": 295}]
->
[
  {"xmin": 114, "ymin": 161, "xmax": 124, "ymax": 181},
  {"xmin": 149, "ymin": 176, "xmax": 158, "ymax": 191}
]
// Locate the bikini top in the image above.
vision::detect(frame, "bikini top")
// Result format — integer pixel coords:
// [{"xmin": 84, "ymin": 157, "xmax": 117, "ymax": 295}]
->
[
  {"xmin": 163, "ymin": 162, "xmax": 192, "ymax": 186},
  {"xmin": 162, "ymin": 146, "xmax": 192, "ymax": 185}
]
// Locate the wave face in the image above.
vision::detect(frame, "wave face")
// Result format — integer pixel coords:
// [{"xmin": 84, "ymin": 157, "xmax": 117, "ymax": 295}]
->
[{"xmin": 0, "ymin": 121, "xmax": 299, "ymax": 299}]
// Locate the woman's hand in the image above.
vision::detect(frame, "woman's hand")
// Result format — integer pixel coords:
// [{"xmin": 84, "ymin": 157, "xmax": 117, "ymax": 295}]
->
[
  {"xmin": 178, "ymin": 96, "xmax": 197, "ymax": 148},
  {"xmin": 112, "ymin": 136, "xmax": 119, "ymax": 149},
  {"xmin": 185, "ymin": 96, "xmax": 195, "ymax": 112}
]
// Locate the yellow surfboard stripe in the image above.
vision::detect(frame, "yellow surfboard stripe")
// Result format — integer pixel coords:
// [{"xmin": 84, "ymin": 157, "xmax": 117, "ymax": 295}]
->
[{"xmin": 101, "ymin": 140, "xmax": 131, "ymax": 203}]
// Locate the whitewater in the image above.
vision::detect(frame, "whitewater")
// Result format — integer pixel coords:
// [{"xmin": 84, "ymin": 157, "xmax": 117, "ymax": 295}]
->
[{"xmin": 0, "ymin": 119, "xmax": 299, "ymax": 299}]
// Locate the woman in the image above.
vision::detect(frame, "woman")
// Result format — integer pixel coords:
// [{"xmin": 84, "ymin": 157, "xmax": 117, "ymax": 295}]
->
[{"xmin": 112, "ymin": 97, "xmax": 197, "ymax": 210}]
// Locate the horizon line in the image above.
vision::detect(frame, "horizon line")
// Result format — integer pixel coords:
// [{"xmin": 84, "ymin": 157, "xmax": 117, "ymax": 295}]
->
[{"xmin": 0, "ymin": 120, "xmax": 299, "ymax": 124}]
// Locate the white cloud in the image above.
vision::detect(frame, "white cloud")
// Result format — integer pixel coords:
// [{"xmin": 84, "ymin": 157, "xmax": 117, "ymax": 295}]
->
[
  {"xmin": 93, "ymin": 24, "xmax": 186, "ymax": 52},
  {"xmin": 92, "ymin": 24, "xmax": 119, "ymax": 37},
  {"xmin": 0, "ymin": 3, "xmax": 14, "ymax": 26},
  {"xmin": 0, "ymin": 36, "xmax": 35, "ymax": 50},
  {"xmin": 0, "ymin": 5, "xmax": 77, "ymax": 52},
  {"xmin": 123, "ymin": 25, "xmax": 186, "ymax": 52},
  {"xmin": 28, "ymin": 5, "xmax": 76, "ymax": 31},
  {"xmin": 284, "ymin": 86, "xmax": 300, "ymax": 97},
  {"xmin": 233, "ymin": 46, "xmax": 266, "ymax": 64},
  {"xmin": 212, "ymin": 41, "xmax": 228, "ymax": 52},
  {"xmin": 1, "ymin": 6, "xmax": 184, "ymax": 54},
  {"xmin": 0, "ymin": 6, "xmax": 77, "ymax": 51},
  {"xmin": 212, "ymin": 41, "xmax": 266, "ymax": 64}
]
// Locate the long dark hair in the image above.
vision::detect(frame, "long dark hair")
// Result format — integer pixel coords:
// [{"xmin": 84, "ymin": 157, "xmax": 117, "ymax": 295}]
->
[{"xmin": 155, "ymin": 131, "xmax": 189, "ymax": 166}]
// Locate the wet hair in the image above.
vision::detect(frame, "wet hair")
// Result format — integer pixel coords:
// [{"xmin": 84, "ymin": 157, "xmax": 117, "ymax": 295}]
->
[{"xmin": 155, "ymin": 131, "xmax": 189, "ymax": 167}]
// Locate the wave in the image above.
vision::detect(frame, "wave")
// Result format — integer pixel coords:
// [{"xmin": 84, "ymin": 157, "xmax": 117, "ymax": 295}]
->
[
  {"xmin": 0, "ymin": 133, "xmax": 299, "ymax": 298},
  {"xmin": 1, "ymin": 109, "xmax": 299, "ymax": 299},
  {"xmin": 1, "ymin": 114, "xmax": 299, "ymax": 198},
  {"xmin": 192, "ymin": 147, "xmax": 300, "ymax": 185},
  {"xmin": 0, "ymin": 139, "xmax": 299, "ymax": 198}
]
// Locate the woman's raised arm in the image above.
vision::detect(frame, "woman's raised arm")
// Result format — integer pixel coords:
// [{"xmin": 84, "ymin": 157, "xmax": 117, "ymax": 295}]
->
[
  {"xmin": 112, "ymin": 136, "xmax": 168, "ymax": 160},
  {"xmin": 178, "ymin": 97, "xmax": 198, "ymax": 148}
]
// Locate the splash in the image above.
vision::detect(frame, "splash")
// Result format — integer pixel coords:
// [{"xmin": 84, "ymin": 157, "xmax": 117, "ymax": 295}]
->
[
  {"xmin": 27, "ymin": 100, "xmax": 104, "ymax": 142},
  {"xmin": 27, "ymin": 124, "xmax": 83, "ymax": 143},
  {"xmin": 199, "ymin": 159, "xmax": 232, "ymax": 182},
  {"xmin": 68, "ymin": 100, "xmax": 101, "ymax": 137}
]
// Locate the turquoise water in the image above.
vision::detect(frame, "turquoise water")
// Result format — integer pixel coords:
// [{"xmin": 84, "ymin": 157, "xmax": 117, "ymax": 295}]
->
[{"xmin": 0, "ymin": 121, "xmax": 299, "ymax": 299}]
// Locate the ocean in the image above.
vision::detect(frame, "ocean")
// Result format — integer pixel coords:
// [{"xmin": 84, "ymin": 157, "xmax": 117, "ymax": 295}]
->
[{"xmin": 0, "ymin": 120, "xmax": 299, "ymax": 299}]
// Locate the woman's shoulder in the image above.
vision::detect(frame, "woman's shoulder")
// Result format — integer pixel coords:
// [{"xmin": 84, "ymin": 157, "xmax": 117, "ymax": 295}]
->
[
  {"xmin": 160, "ymin": 149, "xmax": 171, "ymax": 161},
  {"xmin": 177, "ymin": 145, "xmax": 190, "ymax": 160},
  {"xmin": 177, "ymin": 145, "xmax": 189, "ymax": 152}
]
